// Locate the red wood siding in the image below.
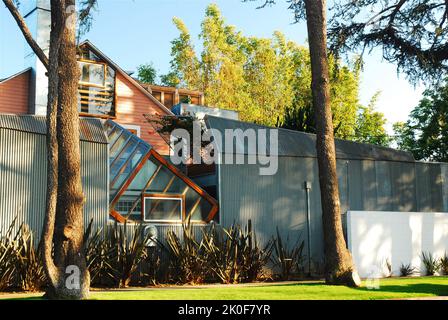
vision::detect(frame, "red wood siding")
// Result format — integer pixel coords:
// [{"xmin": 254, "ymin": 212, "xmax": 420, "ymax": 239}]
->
[
  {"xmin": 115, "ymin": 73, "xmax": 170, "ymax": 155},
  {"xmin": 0, "ymin": 70, "xmax": 30, "ymax": 114}
]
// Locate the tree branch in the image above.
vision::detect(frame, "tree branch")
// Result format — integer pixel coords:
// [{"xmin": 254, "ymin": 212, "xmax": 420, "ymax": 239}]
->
[{"xmin": 2, "ymin": 0, "xmax": 49, "ymax": 70}]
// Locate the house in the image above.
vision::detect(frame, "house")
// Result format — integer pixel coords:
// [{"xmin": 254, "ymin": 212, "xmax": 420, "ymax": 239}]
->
[
  {"xmin": 1, "ymin": 0, "xmax": 447, "ymax": 277},
  {"xmin": 0, "ymin": 0, "xmax": 218, "ymax": 228}
]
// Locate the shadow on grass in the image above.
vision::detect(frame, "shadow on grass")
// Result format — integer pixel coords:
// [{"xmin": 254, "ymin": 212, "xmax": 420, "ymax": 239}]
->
[{"xmin": 357, "ymin": 284, "xmax": 448, "ymax": 296}]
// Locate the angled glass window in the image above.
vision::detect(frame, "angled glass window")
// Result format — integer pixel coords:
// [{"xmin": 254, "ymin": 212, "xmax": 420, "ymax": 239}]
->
[
  {"xmin": 105, "ymin": 120, "xmax": 219, "ymax": 224},
  {"xmin": 77, "ymin": 44, "xmax": 116, "ymax": 118}
]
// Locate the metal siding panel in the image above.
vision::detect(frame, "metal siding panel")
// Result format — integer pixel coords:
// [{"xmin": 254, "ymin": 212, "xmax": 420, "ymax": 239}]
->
[
  {"xmin": 348, "ymin": 160, "xmax": 363, "ymax": 210},
  {"xmin": 218, "ymin": 157, "xmax": 324, "ymax": 263},
  {"xmin": 375, "ymin": 161, "xmax": 393, "ymax": 211},
  {"xmin": 443, "ymin": 164, "xmax": 448, "ymax": 212},
  {"xmin": 390, "ymin": 161, "xmax": 417, "ymax": 211},
  {"xmin": 416, "ymin": 163, "xmax": 432, "ymax": 211},
  {"xmin": 337, "ymin": 160, "xmax": 349, "ymax": 215},
  {"xmin": 0, "ymin": 128, "xmax": 109, "ymax": 239},
  {"xmin": 0, "ymin": 114, "xmax": 107, "ymax": 144},
  {"xmin": 361, "ymin": 160, "xmax": 377, "ymax": 211},
  {"xmin": 429, "ymin": 164, "xmax": 443, "ymax": 212},
  {"xmin": 206, "ymin": 116, "xmax": 414, "ymax": 161}
]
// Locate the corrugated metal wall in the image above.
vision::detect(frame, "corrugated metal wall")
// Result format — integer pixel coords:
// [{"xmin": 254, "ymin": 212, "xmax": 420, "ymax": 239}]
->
[
  {"xmin": 218, "ymin": 157, "xmax": 448, "ymax": 263},
  {"xmin": 442, "ymin": 164, "xmax": 448, "ymax": 212},
  {"xmin": 0, "ymin": 128, "xmax": 109, "ymax": 239}
]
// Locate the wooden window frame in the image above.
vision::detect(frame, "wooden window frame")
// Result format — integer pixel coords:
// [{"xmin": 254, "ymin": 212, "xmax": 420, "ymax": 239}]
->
[
  {"xmin": 78, "ymin": 60, "xmax": 108, "ymax": 88},
  {"xmin": 78, "ymin": 59, "xmax": 117, "ymax": 118},
  {"xmin": 141, "ymin": 193, "xmax": 186, "ymax": 224},
  {"xmin": 109, "ymin": 148, "xmax": 219, "ymax": 224}
]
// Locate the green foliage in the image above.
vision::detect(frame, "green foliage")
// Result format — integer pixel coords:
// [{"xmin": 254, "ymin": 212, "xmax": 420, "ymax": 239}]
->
[
  {"xmin": 164, "ymin": 220, "xmax": 272, "ymax": 284},
  {"xmin": 393, "ymin": 83, "xmax": 448, "ymax": 161},
  {"xmin": 271, "ymin": 228, "xmax": 305, "ymax": 280},
  {"xmin": 399, "ymin": 263, "xmax": 417, "ymax": 277},
  {"xmin": 0, "ymin": 219, "xmax": 46, "ymax": 292},
  {"xmin": 164, "ymin": 221, "xmax": 207, "ymax": 284},
  {"xmin": 421, "ymin": 252, "xmax": 440, "ymax": 276},
  {"xmin": 137, "ymin": 63, "xmax": 158, "ymax": 85},
  {"xmin": 85, "ymin": 222, "xmax": 152, "ymax": 288},
  {"xmin": 329, "ymin": 0, "xmax": 448, "ymax": 83},
  {"xmin": 353, "ymin": 91, "xmax": 390, "ymax": 146},
  {"xmin": 439, "ymin": 253, "xmax": 448, "ymax": 275},
  {"xmin": 164, "ymin": 4, "xmax": 388, "ymax": 144},
  {"xmin": 161, "ymin": 17, "xmax": 200, "ymax": 89}
]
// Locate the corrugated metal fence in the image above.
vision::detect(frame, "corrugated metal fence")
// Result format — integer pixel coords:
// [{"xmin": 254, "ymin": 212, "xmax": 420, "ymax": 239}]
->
[{"xmin": 0, "ymin": 115, "xmax": 109, "ymax": 240}]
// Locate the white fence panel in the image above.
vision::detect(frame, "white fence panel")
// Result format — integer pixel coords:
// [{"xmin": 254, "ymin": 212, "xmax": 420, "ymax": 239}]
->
[{"xmin": 347, "ymin": 211, "xmax": 448, "ymax": 278}]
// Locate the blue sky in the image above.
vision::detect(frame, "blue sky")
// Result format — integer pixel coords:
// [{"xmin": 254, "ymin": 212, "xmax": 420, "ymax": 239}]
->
[{"xmin": 0, "ymin": 0, "xmax": 424, "ymax": 131}]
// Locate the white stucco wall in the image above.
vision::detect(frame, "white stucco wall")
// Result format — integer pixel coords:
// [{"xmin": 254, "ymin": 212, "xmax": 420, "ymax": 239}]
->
[{"xmin": 347, "ymin": 211, "xmax": 448, "ymax": 278}]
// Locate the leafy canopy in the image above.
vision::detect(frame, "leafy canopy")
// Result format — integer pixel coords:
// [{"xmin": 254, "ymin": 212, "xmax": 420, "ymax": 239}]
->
[
  {"xmin": 137, "ymin": 63, "xmax": 158, "ymax": 85},
  {"xmin": 394, "ymin": 82, "xmax": 448, "ymax": 161},
  {"xmin": 328, "ymin": 0, "xmax": 448, "ymax": 84},
  {"xmin": 159, "ymin": 3, "xmax": 389, "ymax": 144}
]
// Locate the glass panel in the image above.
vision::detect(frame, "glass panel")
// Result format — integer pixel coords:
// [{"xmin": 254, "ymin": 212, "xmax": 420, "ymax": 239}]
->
[
  {"xmin": 108, "ymin": 126, "xmax": 122, "ymax": 145},
  {"xmin": 79, "ymin": 61, "xmax": 106, "ymax": 87},
  {"xmin": 146, "ymin": 166, "xmax": 174, "ymax": 192},
  {"xmin": 78, "ymin": 46, "xmax": 102, "ymax": 61},
  {"xmin": 104, "ymin": 121, "xmax": 114, "ymax": 135},
  {"xmin": 127, "ymin": 159, "xmax": 159, "ymax": 192},
  {"xmin": 110, "ymin": 133, "xmax": 134, "ymax": 163},
  {"xmin": 77, "ymin": 47, "xmax": 116, "ymax": 117},
  {"xmin": 111, "ymin": 145, "xmax": 148, "ymax": 190},
  {"xmin": 143, "ymin": 197, "xmax": 182, "ymax": 222},
  {"xmin": 110, "ymin": 141, "xmax": 137, "ymax": 180},
  {"xmin": 184, "ymin": 188, "xmax": 201, "ymax": 216}
]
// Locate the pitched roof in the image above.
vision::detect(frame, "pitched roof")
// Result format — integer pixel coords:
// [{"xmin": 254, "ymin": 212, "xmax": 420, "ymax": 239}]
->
[
  {"xmin": 78, "ymin": 40, "xmax": 174, "ymax": 116},
  {"xmin": 0, "ymin": 114, "xmax": 107, "ymax": 144},
  {"xmin": 0, "ymin": 68, "xmax": 32, "ymax": 84},
  {"xmin": 205, "ymin": 115, "xmax": 415, "ymax": 162}
]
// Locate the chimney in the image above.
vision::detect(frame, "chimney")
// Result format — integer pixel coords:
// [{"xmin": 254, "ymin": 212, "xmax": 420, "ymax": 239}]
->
[{"xmin": 21, "ymin": 0, "xmax": 51, "ymax": 115}]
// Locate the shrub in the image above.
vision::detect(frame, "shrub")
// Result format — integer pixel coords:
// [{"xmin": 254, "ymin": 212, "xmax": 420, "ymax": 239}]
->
[
  {"xmin": 85, "ymin": 221, "xmax": 152, "ymax": 288},
  {"xmin": 201, "ymin": 221, "xmax": 273, "ymax": 284},
  {"xmin": 271, "ymin": 228, "xmax": 305, "ymax": 280},
  {"xmin": 439, "ymin": 252, "xmax": 448, "ymax": 275},
  {"xmin": 421, "ymin": 252, "xmax": 439, "ymax": 276},
  {"xmin": 399, "ymin": 263, "xmax": 417, "ymax": 277},
  {"xmin": 0, "ymin": 219, "xmax": 46, "ymax": 292},
  {"xmin": 163, "ymin": 221, "xmax": 207, "ymax": 284}
]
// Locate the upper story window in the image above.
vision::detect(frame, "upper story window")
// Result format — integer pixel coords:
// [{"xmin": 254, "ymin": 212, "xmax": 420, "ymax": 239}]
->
[
  {"xmin": 77, "ymin": 45, "xmax": 116, "ymax": 118},
  {"xmin": 79, "ymin": 61, "xmax": 106, "ymax": 87}
]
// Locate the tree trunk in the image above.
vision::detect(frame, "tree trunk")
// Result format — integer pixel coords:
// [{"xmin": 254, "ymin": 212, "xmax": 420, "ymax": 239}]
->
[
  {"xmin": 42, "ymin": 0, "xmax": 62, "ymax": 297},
  {"xmin": 4, "ymin": 0, "xmax": 90, "ymax": 299},
  {"xmin": 46, "ymin": 0, "xmax": 89, "ymax": 299},
  {"xmin": 304, "ymin": 0, "xmax": 360, "ymax": 287}
]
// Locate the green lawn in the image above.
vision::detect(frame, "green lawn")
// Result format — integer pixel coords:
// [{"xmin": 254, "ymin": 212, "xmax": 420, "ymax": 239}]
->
[
  {"xmin": 3, "ymin": 277, "xmax": 447, "ymax": 300},
  {"xmin": 92, "ymin": 277, "xmax": 448, "ymax": 300}
]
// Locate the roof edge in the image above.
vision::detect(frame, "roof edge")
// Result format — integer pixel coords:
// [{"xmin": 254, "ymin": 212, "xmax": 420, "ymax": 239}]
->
[
  {"xmin": 204, "ymin": 115, "xmax": 416, "ymax": 162},
  {"xmin": 0, "ymin": 68, "xmax": 32, "ymax": 84},
  {"xmin": 79, "ymin": 40, "xmax": 174, "ymax": 116}
]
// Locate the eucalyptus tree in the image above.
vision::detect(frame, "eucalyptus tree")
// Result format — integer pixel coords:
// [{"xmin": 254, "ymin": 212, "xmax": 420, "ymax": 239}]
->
[
  {"xmin": 245, "ymin": 0, "xmax": 360, "ymax": 286},
  {"xmin": 2, "ymin": 0, "xmax": 99, "ymax": 299}
]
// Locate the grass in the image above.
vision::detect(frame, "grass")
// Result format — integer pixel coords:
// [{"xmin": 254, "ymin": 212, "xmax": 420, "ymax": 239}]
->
[{"xmin": 1, "ymin": 277, "xmax": 447, "ymax": 300}]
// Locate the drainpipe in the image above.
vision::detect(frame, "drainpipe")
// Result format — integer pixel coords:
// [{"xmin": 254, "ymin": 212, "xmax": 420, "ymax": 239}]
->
[{"xmin": 304, "ymin": 181, "xmax": 312, "ymax": 277}]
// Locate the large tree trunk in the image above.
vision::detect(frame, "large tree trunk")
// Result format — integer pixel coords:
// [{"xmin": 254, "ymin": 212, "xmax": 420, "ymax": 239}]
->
[
  {"xmin": 45, "ymin": 0, "xmax": 89, "ymax": 299},
  {"xmin": 41, "ymin": 0, "xmax": 62, "ymax": 297},
  {"xmin": 4, "ymin": 0, "xmax": 89, "ymax": 300},
  {"xmin": 304, "ymin": 0, "xmax": 360, "ymax": 287}
]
